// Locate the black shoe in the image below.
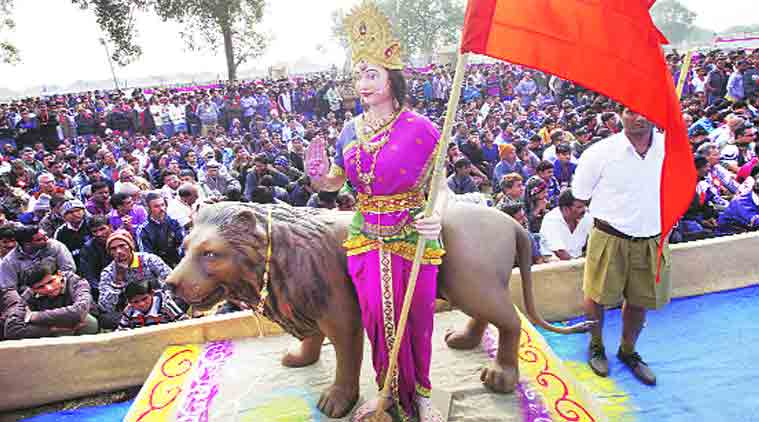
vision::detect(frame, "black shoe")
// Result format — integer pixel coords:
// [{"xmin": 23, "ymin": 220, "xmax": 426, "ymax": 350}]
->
[
  {"xmin": 617, "ymin": 349, "xmax": 656, "ymax": 385},
  {"xmin": 588, "ymin": 342, "xmax": 608, "ymax": 377}
]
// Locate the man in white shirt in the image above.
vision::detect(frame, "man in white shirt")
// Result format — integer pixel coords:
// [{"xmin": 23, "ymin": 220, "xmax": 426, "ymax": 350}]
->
[
  {"xmin": 691, "ymin": 67, "xmax": 707, "ymax": 94},
  {"xmin": 167, "ymin": 183, "xmax": 200, "ymax": 231},
  {"xmin": 572, "ymin": 108, "xmax": 672, "ymax": 386},
  {"xmin": 539, "ymin": 189, "xmax": 592, "ymax": 260}
]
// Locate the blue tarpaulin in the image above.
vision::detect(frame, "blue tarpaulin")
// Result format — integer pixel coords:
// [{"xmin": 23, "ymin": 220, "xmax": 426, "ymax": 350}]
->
[
  {"xmin": 542, "ymin": 285, "xmax": 759, "ymax": 422},
  {"xmin": 21, "ymin": 400, "xmax": 132, "ymax": 422}
]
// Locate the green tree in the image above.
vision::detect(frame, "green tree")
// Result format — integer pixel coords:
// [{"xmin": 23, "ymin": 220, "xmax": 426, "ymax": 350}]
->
[
  {"xmin": 72, "ymin": 0, "xmax": 269, "ymax": 81},
  {"xmin": 332, "ymin": 0, "xmax": 465, "ymax": 64},
  {"xmin": 0, "ymin": 0, "xmax": 20, "ymax": 64},
  {"xmin": 651, "ymin": 0, "xmax": 697, "ymax": 45}
]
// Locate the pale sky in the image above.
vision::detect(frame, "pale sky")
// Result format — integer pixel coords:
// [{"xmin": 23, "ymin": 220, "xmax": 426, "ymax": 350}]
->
[{"xmin": 0, "ymin": 0, "xmax": 755, "ymax": 91}]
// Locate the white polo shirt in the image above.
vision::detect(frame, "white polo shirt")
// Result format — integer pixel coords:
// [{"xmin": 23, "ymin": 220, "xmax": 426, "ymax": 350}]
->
[
  {"xmin": 572, "ymin": 130, "xmax": 664, "ymax": 237},
  {"xmin": 539, "ymin": 208, "xmax": 593, "ymax": 258}
]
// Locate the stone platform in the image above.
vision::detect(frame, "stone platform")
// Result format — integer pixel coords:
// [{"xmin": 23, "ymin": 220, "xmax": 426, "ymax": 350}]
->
[{"xmin": 125, "ymin": 310, "xmax": 607, "ymax": 422}]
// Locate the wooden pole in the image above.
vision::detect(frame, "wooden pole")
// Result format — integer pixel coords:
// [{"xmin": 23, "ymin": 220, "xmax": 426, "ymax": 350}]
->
[
  {"xmin": 675, "ymin": 50, "xmax": 694, "ymax": 100},
  {"xmin": 371, "ymin": 52, "xmax": 469, "ymax": 422}
]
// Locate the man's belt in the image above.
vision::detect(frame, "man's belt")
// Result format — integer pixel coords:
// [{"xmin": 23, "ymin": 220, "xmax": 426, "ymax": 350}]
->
[
  {"xmin": 357, "ymin": 190, "xmax": 425, "ymax": 213},
  {"xmin": 593, "ymin": 219, "xmax": 659, "ymax": 242}
]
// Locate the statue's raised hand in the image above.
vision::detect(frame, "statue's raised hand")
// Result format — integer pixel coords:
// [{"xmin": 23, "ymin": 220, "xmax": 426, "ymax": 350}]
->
[{"xmin": 305, "ymin": 134, "xmax": 330, "ymax": 181}]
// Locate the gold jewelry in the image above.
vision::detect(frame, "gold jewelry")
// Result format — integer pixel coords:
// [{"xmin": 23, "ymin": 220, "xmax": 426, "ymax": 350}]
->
[
  {"xmin": 353, "ymin": 108, "xmax": 403, "ymax": 195},
  {"xmin": 343, "ymin": 1, "xmax": 404, "ymax": 70},
  {"xmin": 355, "ymin": 130, "xmax": 389, "ymax": 195},
  {"xmin": 362, "ymin": 107, "xmax": 401, "ymax": 135},
  {"xmin": 252, "ymin": 207, "xmax": 273, "ymax": 338},
  {"xmin": 256, "ymin": 206, "xmax": 273, "ymax": 315},
  {"xmin": 327, "ymin": 164, "xmax": 345, "ymax": 178}
]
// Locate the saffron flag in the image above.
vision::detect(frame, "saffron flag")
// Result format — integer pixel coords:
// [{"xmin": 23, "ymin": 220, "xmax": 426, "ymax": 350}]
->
[{"xmin": 461, "ymin": 0, "xmax": 695, "ymax": 279}]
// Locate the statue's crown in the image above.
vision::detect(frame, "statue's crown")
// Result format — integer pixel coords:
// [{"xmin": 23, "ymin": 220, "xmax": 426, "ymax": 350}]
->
[{"xmin": 343, "ymin": 1, "xmax": 404, "ymax": 70}]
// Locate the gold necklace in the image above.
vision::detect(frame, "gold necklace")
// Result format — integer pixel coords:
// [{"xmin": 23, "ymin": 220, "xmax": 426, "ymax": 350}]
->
[
  {"xmin": 353, "ymin": 108, "xmax": 403, "ymax": 195},
  {"xmin": 362, "ymin": 108, "xmax": 401, "ymax": 136},
  {"xmin": 355, "ymin": 130, "xmax": 390, "ymax": 195}
]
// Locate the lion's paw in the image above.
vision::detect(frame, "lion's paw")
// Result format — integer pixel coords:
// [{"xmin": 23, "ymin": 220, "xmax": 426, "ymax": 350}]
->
[
  {"xmin": 318, "ymin": 384, "xmax": 359, "ymax": 418},
  {"xmin": 282, "ymin": 336, "xmax": 323, "ymax": 368},
  {"xmin": 445, "ymin": 328, "xmax": 484, "ymax": 350},
  {"xmin": 282, "ymin": 350, "xmax": 319, "ymax": 368},
  {"xmin": 480, "ymin": 363, "xmax": 518, "ymax": 394}
]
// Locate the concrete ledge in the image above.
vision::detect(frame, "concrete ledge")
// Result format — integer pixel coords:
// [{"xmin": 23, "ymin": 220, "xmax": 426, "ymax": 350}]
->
[
  {"xmin": 0, "ymin": 311, "xmax": 281, "ymax": 412},
  {"xmin": 2, "ymin": 232, "xmax": 758, "ymax": 412},
  {"xmin": 510, "ymin": 232, "xmax": 759, "ymax": 321}
]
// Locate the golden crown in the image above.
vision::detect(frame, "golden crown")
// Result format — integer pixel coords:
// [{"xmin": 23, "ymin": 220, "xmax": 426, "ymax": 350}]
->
[{"xmin": 343, "ymin": 1, "xmax": 404, "ymax": 70}]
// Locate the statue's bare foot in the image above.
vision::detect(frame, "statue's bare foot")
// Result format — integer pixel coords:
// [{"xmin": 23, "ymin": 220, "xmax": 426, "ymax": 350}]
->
[
  {"xmin": 350, "ymin": 396, "xmax": 392, "ymax": 422},
  {"xmin": 480, "ymin": 362, "xmax": 518, "ymax": 394},
  {"xmin": 416, "ymin": 395, "xmax": 444, "ymax": 422},
  {"xmin": 444, "ymin": 324, "xmax": 485, "ymax": 350},
  {"xmin": 282, "ymin": 335, "xmax": 324, "ymax": 368},
  {"xmin": 318, "ymin": 384, "xmax": 359, "ymax": 419}
]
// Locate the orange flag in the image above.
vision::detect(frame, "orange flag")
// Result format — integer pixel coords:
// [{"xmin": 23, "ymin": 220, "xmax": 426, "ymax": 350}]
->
[{"xmin": 461, "ymin": 0, "xmax": 695, "ymax": 280}]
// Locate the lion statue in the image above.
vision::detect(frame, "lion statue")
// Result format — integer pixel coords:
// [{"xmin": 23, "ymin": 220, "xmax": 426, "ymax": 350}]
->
[{"xmin": 166, "ymin": 201, "xmax": 591, "ymax": 418}]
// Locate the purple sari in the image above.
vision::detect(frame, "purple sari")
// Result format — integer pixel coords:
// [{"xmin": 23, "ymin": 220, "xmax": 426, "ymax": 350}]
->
[{"xmin": 334, "ymin": 109, "xmax": 443, "ymax": 421}]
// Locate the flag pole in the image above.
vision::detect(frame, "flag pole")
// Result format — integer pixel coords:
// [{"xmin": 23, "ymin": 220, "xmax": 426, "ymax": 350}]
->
[
  {"xmin": 370, "ymin": 51, "xmax": 469, "ymax": 422},
  {"xmin": 675, "ymin": 50, "xmax": 693, "ymax": 100}
]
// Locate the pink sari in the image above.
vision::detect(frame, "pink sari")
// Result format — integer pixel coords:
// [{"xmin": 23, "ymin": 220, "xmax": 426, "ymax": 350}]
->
[{"xmin": 334, "ymin": 109, "xmax": 443, "ymax": 421}]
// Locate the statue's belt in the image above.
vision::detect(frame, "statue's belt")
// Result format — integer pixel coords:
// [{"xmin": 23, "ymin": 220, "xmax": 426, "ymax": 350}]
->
[{"xmin": 356, "ymin": 190, "xmax": 425, "ymax": 213}]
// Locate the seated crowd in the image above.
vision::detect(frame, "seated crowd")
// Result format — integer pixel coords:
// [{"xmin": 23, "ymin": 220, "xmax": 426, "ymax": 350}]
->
[{"xmin": 0, "ymin": 47, "xmax": 758, "ymax": 340}]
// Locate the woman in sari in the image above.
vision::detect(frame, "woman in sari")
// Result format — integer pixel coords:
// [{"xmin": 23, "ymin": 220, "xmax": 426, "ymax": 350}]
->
[{"xmin": 305, "ymin": 3, "xmax": 448, "ymax": 421}]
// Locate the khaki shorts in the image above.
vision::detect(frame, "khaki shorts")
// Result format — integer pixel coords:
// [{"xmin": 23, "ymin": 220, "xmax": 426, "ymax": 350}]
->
[{"xmin": 583, "ymin": 228, "xmax": 672, "ymax": 310}]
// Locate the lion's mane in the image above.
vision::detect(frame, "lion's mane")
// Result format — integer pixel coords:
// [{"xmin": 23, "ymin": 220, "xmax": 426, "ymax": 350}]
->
[{"xmin": 195, "ymin": 202, "xmax": 347, "ymax": 339}]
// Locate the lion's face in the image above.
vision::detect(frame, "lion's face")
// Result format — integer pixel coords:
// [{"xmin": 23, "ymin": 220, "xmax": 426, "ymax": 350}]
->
[{"xmin": 166, "ymin": 225, "xmax": 241, "ymax": 311}]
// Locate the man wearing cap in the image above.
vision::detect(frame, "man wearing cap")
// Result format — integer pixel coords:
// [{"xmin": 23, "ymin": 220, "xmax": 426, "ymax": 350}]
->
[
  {"xmin": 18, "ymin": 193, "xmax": 50, "ymax": 226},
  {"xmin": 54, "ymin": 199, "xmax": 91, "ymax": 272},
  {"xmin": 98, "ymin": 230, "xmax": 173, "ymax": 329},
  {"xmin": 0, "ymin": 225, "xmax": 75, "ymax": 291},
  {"xmin": 572, "ymin": 108, "xmax": 672, "ymax": 386},
  {"xmin": 272, "ymin": 155, "xmax": 301, "ymax": 183},
  {"xmin": 2, "ymin": 257, "xmax": 98, "ymax": 340}
]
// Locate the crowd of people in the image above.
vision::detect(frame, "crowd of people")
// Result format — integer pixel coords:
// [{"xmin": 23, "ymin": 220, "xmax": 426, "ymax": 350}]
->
[{"xmin": 0, "ymin": 46, "xmax": 757, "ymax": 340}]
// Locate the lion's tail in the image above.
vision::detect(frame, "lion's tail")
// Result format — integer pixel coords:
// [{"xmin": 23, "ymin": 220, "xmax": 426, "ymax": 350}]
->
[{"xmin": 515, "ymin": 223, "xmax": 592, "ymax": 335}]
